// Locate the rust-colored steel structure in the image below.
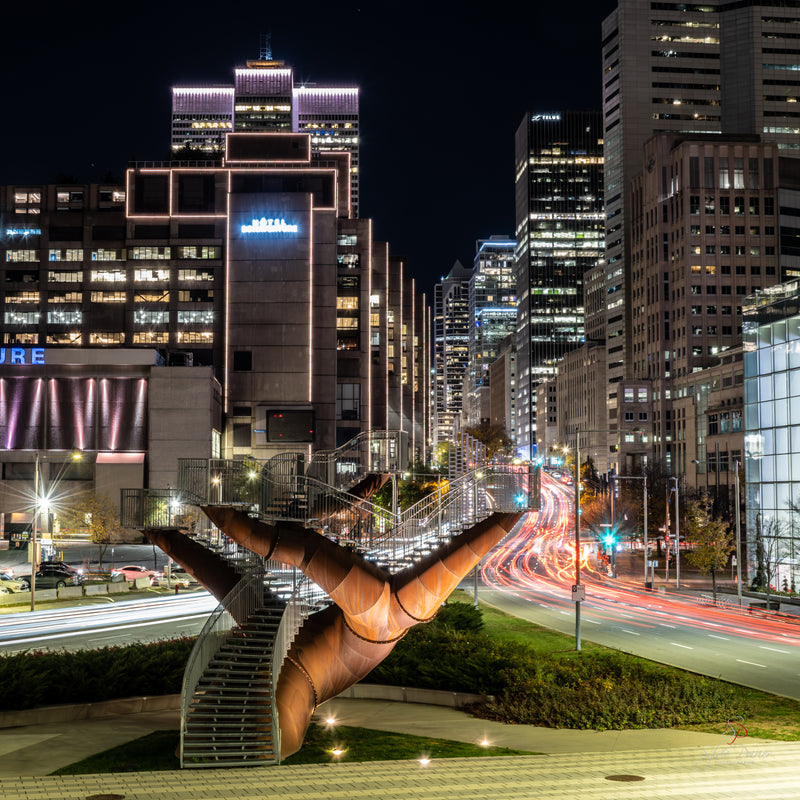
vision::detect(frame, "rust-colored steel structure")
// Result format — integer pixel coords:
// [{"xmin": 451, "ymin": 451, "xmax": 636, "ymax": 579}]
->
[{"xmin": 149, "ymin": 508, "xmax": 521, "ymax": 758}]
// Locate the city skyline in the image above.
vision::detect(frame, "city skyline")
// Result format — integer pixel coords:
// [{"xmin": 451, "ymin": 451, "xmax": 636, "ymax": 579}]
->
[{"xmin": 0, "ymin": 1, "xmax": 615, "ymax": 295}]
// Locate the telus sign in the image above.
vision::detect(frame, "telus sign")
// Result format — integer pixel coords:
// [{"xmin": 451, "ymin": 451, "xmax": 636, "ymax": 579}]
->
[
  {"xmin": 240, "ymin": 217, "xmax": 299, "ymax": 234},
  {"xmin": 0, "ymin": 347, "xmax": 45, "ymax": 365}
]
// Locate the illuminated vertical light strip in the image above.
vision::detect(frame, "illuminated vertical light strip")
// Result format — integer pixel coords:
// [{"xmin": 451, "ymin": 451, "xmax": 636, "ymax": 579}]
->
[
  {"xmin": 385, "ymin": 247, "xmax": 390, "ymax": 437},
  {"xmin": 410, "ymin": 278, "xmax": 416, "ymax": 461},
  {"xmin": 49, "ymin": 379, "xmax": 59, "ymax": 450},
  {"xmin": 224, "ymin": 170, "xmax": 233, "ymax": 416},
  {"xmin": 32, "ymin": 379, "xmax": 44, "ymax": 451},
  {"xmin": 399, "ymin": 265, "xmax": 403, "ymax": 442},
  {"xmin": 100, "ymin": 379, "xmax": 109, "ymax": 451},
  {"xmin": 135, "ymin": 378, "xmax": 147, "ymax": 451},
  {"xmin": 125, "ymin": 169, "xmax": 133, "ymax": 218},
  {"xmin": 307, "ymin": 196, "xmax": 314, "ymax": 464},
  {"xmin": 366, "ymin": 220, "xmax": 372, "ymax": 436}
]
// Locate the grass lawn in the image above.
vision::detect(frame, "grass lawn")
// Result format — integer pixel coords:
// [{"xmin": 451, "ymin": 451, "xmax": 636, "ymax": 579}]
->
[
  {"xmin": 449, "ymin": 590, "xmax": 800, "ymax": 741},
  {"xmin": 51, "ymin": 725, "xmax": 534, "ymax": 775}
]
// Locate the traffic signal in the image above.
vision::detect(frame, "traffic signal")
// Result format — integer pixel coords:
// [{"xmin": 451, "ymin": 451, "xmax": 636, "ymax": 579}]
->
[{"xmin": 603, "ymin": 532, "xmax": 615, "ymax": 547}]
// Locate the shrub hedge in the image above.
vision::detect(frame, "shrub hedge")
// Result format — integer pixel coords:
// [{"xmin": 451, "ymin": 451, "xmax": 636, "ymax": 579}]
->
[
  {"xmin": 364, "ymin": 601, "xmax": 746, "ymax": 730},
  {"xmin": 0, "ymin": 603, "xmax": 747, "ymax": 731},
  {"xmin": 0, "ymin": 638, "xmax": 194, "ymax": 711}
]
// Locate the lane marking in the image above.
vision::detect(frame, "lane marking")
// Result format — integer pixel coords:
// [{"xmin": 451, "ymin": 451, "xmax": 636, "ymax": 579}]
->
[
  {"xmin": 620, "ymin": 629, "xmax": 640, "ymax": 635},
  {"xmin": 708, "ymin": 634, "xmax": 730, "ymax": 641},
  {"xmin": 759, "ymin": 646, "xmax": 790, "ymax": 654},
  {"xmin": 736, "ymin": 659, "xmax": 766, "ymax": 668},
  {"xmin": 658, "ymin": 623, "xmax": 676, "ymax": 628},
  {"xmin": 671, "ymin": 642, "xmax": 693, "ymax": 649}
]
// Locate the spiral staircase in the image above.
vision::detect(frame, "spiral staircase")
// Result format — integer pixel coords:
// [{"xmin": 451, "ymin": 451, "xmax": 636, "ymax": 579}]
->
[{"xmin": 121, "ymin": 432, "xmax": 540, "ymax": 767}]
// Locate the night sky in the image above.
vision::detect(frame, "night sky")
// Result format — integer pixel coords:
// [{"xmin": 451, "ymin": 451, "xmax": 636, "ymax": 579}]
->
[{"xmin": 1, "ymin": 1, "xmax": 616, "ymax": 296}]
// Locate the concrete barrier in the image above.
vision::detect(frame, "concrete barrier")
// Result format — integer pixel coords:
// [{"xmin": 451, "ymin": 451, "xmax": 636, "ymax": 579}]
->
[
  {"xmin": 57, "ymin": 586, "xmax": 82, "ymax": 601},
  {"xmin": 336, "ymin": 684, "xmax": 488, "ymax": 708},
  {"xmin": 107, "ymin": 582, "xmax": 129, "ymax": 594},
  {"xmin": 0, "ymin": 694, "xmax": 182, "ymax": 729},
  {"xmin": 133, "ymin": 577, "xmax": 151, "ymax": 589},
  {"xmin": 84, "ymin": 584, "xmax": 108, "ymax": 596}
]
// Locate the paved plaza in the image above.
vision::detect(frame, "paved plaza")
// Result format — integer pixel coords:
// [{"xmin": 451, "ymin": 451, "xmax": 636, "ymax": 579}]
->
[{"xmin": 0, "ymin": 698, "xmax": 798, "ymax": 799}]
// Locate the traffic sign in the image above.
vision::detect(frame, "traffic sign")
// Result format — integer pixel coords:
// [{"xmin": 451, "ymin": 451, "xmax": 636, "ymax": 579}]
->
[{"xmin": 571, "ymin": 585, "xmax": 586, "ymax": 602}]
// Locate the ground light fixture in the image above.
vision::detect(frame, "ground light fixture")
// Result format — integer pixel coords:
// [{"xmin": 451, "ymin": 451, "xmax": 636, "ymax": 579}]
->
[{"xmin": 418, "ymin": 756, "xmax": 431, "ymax": 766}]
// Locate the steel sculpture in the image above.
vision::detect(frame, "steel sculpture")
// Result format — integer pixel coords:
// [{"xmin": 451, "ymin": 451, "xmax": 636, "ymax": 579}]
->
[{"xmin": 149, "ymin": 508, "xmax": 521, "ymax": 758}]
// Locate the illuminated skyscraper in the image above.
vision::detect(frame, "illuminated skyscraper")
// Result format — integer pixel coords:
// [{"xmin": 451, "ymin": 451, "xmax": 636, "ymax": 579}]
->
[
  {"xmin": 171, "ymin": 56, "xmax": 360, "ymax": 215},
  {"xmin": 514, "ymin": 111, "xmax": 604, "ymax": 459},
  {"xmin": 465, "ymin": 236, "xmax": 517, "ymax": 426},
  {"xmin": 433, "ymin": 261, "xmax": 472, "ymax": 444}
]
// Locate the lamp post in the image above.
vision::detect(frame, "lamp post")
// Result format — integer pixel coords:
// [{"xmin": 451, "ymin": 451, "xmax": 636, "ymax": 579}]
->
[
  {"xmin": 569, "ymin": 425, "xmax": 628, "ymax": 651},
  {"xmin": 669, "ymin": 476, "xmax": 680, "ymax": 590},
  {"xmin": 734, "ymin": 459, "xmax": 742, "ymax": 607}
]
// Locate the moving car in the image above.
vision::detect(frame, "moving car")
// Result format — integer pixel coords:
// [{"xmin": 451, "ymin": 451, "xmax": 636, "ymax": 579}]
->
[
  {"xmin": 110, "ymin": 565, "xmax": 162, "ymax": 584},
  {"xmin": 34, "ymin": 565, "xmax": 86, "ymax": 589}
]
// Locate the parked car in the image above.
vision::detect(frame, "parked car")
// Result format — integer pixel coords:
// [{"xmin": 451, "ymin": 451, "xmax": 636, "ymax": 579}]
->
[
  {"xmin": 35, "ymin": 565, "xmax": 86, "ymax": 589},
  {"xmin": 41, "ymin": 560, "xmax": 84, "ymax": 576},
  {"xmin": 160, "ymin": 570, "xmax": 195, "ymax": 588},
  {"xmin": 0, "ymin": 573, "xmax": 29, "ymax": 592},
  {"xmin": 110, "ymin": 565, "xmax": 162, "ymax": 584}
]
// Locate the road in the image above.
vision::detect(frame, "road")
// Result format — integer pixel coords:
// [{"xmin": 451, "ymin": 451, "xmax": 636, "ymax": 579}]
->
[
  {"xmin": 481, "ymin": 473, "xmax": 800, "ymax": 700},
  {"xmin": 0, "ymin": 593, "xmax": 216, "ymax": 655}
]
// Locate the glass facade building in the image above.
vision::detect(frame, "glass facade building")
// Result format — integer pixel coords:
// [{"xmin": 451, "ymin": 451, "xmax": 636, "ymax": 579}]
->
[
  {"xmin": 514, "ymin": 111, "xmax": 604, "ymax": 458},
  {"xmin": 743, "ymin": 282, "xmax": 800, "ymax": 592}
]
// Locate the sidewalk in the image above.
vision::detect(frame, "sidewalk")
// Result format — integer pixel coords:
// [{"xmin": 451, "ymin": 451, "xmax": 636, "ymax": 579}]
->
[
  {"xmin": 0, "ymin": 696, "xmax": 782, "ymax": 777},
  {"xmin": 0, "ymin": 699, "xmax": 797, "ymax": 799}
]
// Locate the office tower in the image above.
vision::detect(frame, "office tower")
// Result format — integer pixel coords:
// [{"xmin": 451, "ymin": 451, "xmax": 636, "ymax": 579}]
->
[
  {"xmin": 631, "ymin": 132, "xmax": 787, "ymax": 477},
  {"xmin": 0, "ymin": 133, "xmax": 428, "ymax": 479},
  {"xmin": 514, "ymin": 111, "xmax": 604, "ymax": 459},
  {"xmin": 601, "ymin": 1, "xmax": 800, "ymax": 467},
  {"xmin": 170, "ymin": 87, "xmax": 234, "ymax": 154},
  {"xmin": 433, "ymin": 261, "xmax": 472, "ymax": 444},
  {"xmin": 171, "ymin": 56, "xmax": 360, "ymax": 215},
  {"xmin": 465, "ymin": 236, "xmax": 517, "ymax": 426}
]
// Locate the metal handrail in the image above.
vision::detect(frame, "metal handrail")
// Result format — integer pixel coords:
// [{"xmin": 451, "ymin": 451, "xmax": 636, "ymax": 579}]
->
[{"xmin": 179, "ymin": 567, "xmax": 266, "ymax": 766}]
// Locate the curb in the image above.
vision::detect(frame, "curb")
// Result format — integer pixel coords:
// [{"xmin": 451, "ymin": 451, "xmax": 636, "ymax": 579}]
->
[
  {"xmin": 0, "ymin": 693, "xmax": 181, "ymax": 729},
  {"xmin": 0, "ymin": 685, "xmax": 487, "ymax": 730}
]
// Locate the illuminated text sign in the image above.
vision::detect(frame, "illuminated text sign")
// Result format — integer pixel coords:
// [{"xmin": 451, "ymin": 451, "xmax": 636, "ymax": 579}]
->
[
  {"xmin": 531, "ymin": 114, "xmax": 561, "ymax": 122},
  {"xmin": 5, "ymin": 228, "xmax": 41, "ymax": 237},
  {"xmin": 0, "ymin": 347, "xmax": 45, "ymax": 365},
  {"xmin": 240, "ymin": 218, "xmax": 298, "ymax": 234}
]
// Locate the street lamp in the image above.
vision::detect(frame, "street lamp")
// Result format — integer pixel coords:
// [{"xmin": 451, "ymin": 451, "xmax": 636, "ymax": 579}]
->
[
  {"xmin": 668, "ymin": 476, "xmax": 680, "ymax": 590},
  {"xmin": 569, "ymin": 425, "xmax": 630, "ymax": 651}
]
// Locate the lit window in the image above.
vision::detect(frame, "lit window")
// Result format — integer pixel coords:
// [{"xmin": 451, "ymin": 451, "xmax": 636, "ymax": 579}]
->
[
  {"xmin": 89, "ymin": 332, "xmax": 124, "ymax": 344},
  {"xmin": 130, "ymin": 247, "xmax": 171, "ymax": 260},
  {"xmin": 177, "ymin": 310, "xmax": 214, "ymax": 324},
  {"xmin": 91, "ymin": 269, "xmax": 126, "ymax": 282},
  {"xmin": 6, "ymin": 250, "xmax": 38, "ymax": 262},
  {"xmin": 47, "ymin": 309, "xmax": 82, "ymax": 325},
  {"xmin": 134, "ymin": 269, "xmax": 169, "ymax": 282}
]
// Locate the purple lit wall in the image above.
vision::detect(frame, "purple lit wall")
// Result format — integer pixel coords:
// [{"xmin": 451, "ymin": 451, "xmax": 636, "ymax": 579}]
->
[{"xmin": 0, "ymin": 377, "xmax": 147, "ymax": 452}]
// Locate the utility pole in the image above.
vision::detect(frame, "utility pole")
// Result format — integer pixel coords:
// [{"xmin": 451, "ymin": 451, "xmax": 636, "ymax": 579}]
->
[
  {"xmin": 734, "ymin": 459, "xmax": 742, "ymax": 606},
  {"xmin": 573, "ymin": 427, "xmax": 582, "ymax": 652}
]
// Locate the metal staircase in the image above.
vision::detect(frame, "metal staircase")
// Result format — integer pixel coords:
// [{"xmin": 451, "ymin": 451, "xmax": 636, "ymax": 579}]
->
[{"xmin": 120, "ymin": 433, "xmax": 539, "ymax": 768}]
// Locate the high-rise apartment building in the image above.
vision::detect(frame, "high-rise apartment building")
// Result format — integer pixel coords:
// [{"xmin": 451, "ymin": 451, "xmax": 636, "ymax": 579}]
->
[
  {"xmin": 433, "ymin": 261, "xmax": 472, "ymax": 444},
  {"xmin": 600, "ymin": 1, "xmax": 800, "ymax": 467},
  {"xmin": 514, "ymin": 111, "xmax": 604, "ymax": 459},
  {"xmin": 171, "ymin": 57, "xmax": 360, "ymax": 215},
  {"xmin": 465, "ymin": 236, "xmax": 517, "ymax": 426}
]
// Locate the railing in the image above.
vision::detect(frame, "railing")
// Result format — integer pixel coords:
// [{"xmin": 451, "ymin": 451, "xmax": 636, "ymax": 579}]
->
[
  {"xmin": 179, "ymin": 566, "xmax": 268, "ymax": 766},
  {"xmin": 270, "ymin": 573, "xmax": 324, "ymax": 763},
  {"xmin": 306, "ymin": 430, "xmax": 407, "ymax": 489},
  {"xmin": 363, "ymin": 465, "xmax": 538, "ymax": 570}
]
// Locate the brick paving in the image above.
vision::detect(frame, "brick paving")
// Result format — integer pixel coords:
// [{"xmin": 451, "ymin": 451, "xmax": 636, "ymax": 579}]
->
[{"xmin": 0, "ymin": 743, "xmax": 798, "ymax": 800}]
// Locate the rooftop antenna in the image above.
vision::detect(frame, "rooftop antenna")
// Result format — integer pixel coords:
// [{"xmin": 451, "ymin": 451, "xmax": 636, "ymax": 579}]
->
[{"xmin": 259, "ymin": 33, "xmax": 273, "ymax": 61}]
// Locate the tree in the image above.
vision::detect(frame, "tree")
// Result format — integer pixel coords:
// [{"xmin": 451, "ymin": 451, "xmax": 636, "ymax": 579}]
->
[
  {"xmin": 750, "ymin": 513, "xmax": 788, "ymax": 612},
  {"xmin": 686, "ymin": 495, "xmax": 734, "ymax": 602},
  {"xmin": 462, "ymin": 423, "xmax": 513, "ymax": 459},
  {"xmin": 62, "ymin": 493, "xmax": 127, "ymax": 570}
]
